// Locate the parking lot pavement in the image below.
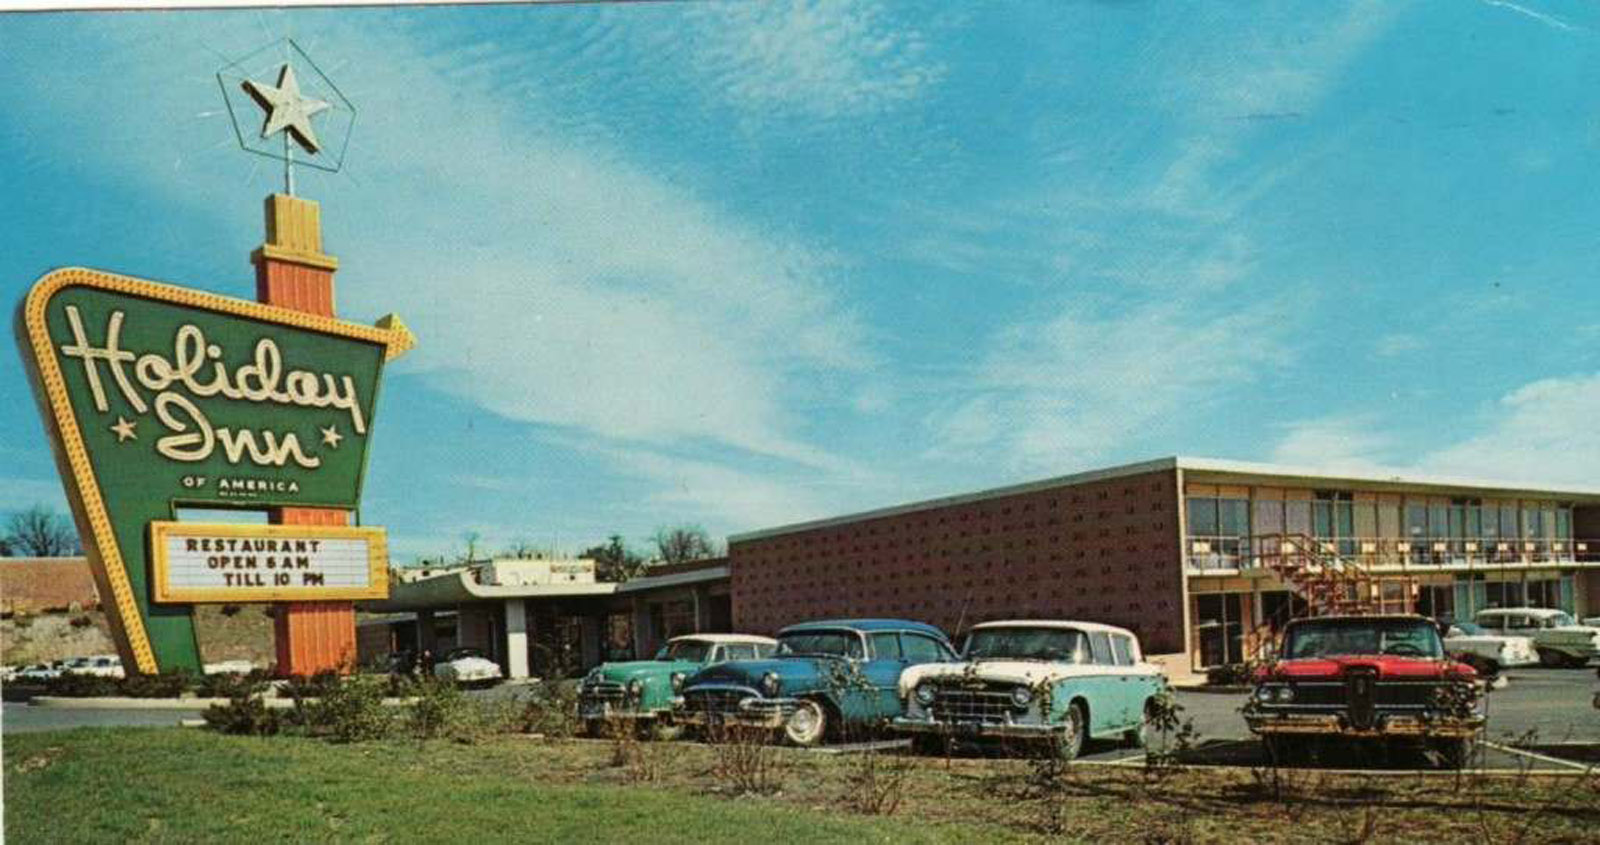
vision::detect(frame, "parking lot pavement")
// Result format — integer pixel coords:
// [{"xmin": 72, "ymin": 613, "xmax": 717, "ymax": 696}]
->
[{"xmin": 1, "ymin": 702, "xmax": 203, "ymax": 734}]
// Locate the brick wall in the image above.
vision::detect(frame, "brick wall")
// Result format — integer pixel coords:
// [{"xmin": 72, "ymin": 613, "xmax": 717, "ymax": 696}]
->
[
  {"xmin": 0, "ymin": 557, "xmax": 99, "ymax": 614},
  {"xmin": 730, "ymin": 469, "xmax": 1186, "ymax": 654}
]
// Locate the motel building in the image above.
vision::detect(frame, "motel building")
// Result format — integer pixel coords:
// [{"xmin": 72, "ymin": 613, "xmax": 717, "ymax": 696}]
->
[{"xmin": 368, "ymin": 457, "xmax": 1600, "ymax": 677}]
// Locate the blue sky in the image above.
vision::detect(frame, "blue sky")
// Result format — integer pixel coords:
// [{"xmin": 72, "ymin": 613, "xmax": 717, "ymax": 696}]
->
[{"xmin": 4, "ymin": 1, "xmax": 1600, "ymax": 562}]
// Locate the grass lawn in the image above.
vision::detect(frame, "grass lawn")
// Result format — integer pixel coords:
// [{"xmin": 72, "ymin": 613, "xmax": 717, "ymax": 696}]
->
[{"xmin": 7, "ymin": 728, "xmax": 1600, "ymax": 843}]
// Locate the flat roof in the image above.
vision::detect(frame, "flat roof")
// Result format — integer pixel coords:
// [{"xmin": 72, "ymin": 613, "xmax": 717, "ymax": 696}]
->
[{"xmin": 730, "ymin": 456, "xmax": 1600, "ymax": 544}]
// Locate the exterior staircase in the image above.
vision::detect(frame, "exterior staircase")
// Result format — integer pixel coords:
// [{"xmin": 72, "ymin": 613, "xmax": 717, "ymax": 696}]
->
[{"xmin": 1241, "ymin": 532, "xmax": 1388, "ymax": 661}]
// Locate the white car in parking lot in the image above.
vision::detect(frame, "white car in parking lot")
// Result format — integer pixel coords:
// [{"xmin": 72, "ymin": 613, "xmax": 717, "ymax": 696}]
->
[
  {"xmin": 433, "ymin": 647, "xmax": 503, "ymax": 687},
  {"xmin": 1475, "ymin": 608, "xmax": 1600, "ymax": 668},
  {"xmin": 1442, "ymin": 622, "xmax": 1538, "ymax": 674}
]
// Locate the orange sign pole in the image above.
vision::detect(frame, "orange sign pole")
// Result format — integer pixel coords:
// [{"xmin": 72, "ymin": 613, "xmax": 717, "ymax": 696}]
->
[{"xmin": 252, "ymin": 194, "xmax": 358, "ymax": 676}]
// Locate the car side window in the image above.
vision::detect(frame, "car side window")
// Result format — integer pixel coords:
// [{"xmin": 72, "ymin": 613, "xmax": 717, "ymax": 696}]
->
[
  {"xmin": 755, "ymin": 643, "xmax": 775, "ymax": 659},
  {"xmin": 870, "ymin": 632, "xmax": 903, "ymax": 661},
  {"xmin": 724, "ymin": 644, "xmax": 756, "ymax": 661},
  {"xmin": 900, "ymin": 633, "xmax": 948, "ymax": 664},
  {"xmin": 1089, "ymin": 632, "xmax": 1113, "ymax": 665},
  {"xmin": 1507, "ymin": 615, "xmax": 1533, "ymax": 630},
  {"xmin": 1110, "ymin": 635, "xmax": 1134, "ymax": 666}
]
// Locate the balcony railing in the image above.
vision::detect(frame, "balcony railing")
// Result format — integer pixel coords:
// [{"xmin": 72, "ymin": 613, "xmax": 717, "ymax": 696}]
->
[{"xmin": 1185, "ymin": 535, "xmax": 1598, "ymax": 573}]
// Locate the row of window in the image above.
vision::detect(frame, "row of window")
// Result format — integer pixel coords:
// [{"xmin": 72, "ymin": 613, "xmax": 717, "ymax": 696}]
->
[{"xmin": 1187, "ymin": 493, "xmax": 1577, "ymax": 544}]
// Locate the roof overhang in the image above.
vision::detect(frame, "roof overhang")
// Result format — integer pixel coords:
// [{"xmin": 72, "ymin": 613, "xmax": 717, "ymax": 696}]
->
[{"xmin": 361, "ymin": 570, "xmax": 617, "ymax": 612}]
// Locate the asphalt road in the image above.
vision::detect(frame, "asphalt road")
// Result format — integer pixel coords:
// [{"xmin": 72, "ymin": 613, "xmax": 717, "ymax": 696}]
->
[{"xmin": 2, "ymin": 702, "xmax": 204, "ymax": 734}]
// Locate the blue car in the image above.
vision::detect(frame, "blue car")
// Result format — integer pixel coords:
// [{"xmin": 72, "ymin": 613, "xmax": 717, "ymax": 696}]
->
[{"xmin": 673, "ymin": 619, "xmax": 958, "ymax": 746}]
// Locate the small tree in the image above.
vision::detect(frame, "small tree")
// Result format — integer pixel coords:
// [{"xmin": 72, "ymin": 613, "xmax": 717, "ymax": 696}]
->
[
  {"xmin": 652, "ymin": 525, "xmax": 720, "ymax": 566},
  {"xmin": 4, "ymin": 504, "xmax": 80, "ymax": 557},
  {"xmin": 581, "ymin": 535, "xmax": 645, "ymax": 583}
]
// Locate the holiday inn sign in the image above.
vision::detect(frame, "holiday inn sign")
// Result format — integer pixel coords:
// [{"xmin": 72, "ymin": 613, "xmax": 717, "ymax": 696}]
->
[{"xmin": 16, "ymin": 267, "xmax": 413, "ymax": 673}]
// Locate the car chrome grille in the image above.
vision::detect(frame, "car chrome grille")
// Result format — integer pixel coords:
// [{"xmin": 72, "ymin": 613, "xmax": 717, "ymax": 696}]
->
[
  {"xmin": 682, "ymin": 688, "xmax": 750, "ymax": 715},
  {"xmin": 1283, "ymin": 680, "xmax": 1442, "ymax": 709},
  {"xmin": 931, "ymin": 685, "xmax": 1018, "ymax": 725},
  {"xmin": 582, "ymin": 682, "xmax": 626, "ymax": 703}
]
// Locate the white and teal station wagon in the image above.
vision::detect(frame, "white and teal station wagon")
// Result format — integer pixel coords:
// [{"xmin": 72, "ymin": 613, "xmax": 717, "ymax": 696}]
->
[{"xmin": 893, "ymin": 620, "xmax": 1168, "ymax": 759}]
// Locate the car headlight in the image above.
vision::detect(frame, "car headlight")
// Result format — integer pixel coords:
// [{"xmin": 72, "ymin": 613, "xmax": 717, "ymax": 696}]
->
[
  {"xmin": 1255, "ymin": 685, "xmax": 1277, "ymax": 702},
  {"xmin": 1010, "ymin": 686, "xmax": 1033, "ymax": 708},
  {"xmin": 914, "ymin": 683, "xmax": 936, "ymax": 706},
  {"xmin": 670, "ymin": 672, "xmax": 686, "ymax": 692},
  {"xmin": 627, "ymin": 679, "xmax": 645, "ymax": 697},
  {"xmin": 760, "ymin": 671, "xmax": 781, "ymax": 696},
  {"xmin": 1275, "ymin": 686, "xmax": 1295, "ymax": 703}
]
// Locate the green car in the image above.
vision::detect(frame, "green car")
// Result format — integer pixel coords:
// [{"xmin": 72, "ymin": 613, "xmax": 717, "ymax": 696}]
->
[{"xmin": 579, "ymin": 634, "xmax": 777, "ymax": 736}]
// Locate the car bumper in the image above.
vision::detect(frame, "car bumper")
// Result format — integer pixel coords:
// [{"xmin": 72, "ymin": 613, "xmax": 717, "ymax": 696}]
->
[
  {"xmin": 578, "ymin": 700, "xmax": 663, "ymax": 721},
  {"xmin": 892, "ymin": 716, "xmax": 1061, "ymax": 740},
  {"xmin": 1246, "ymin": 712, "xmax": 1484, "ymax": 739},
  {"xmin": 672, "ymin": 692, "xmax": 797, "ymax": 730}
]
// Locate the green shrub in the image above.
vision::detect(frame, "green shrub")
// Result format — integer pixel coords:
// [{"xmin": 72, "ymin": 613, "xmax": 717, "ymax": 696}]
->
[
  {"xmin": 281, "ymin": 669, "xmax": 343, "ymax": 701},
  {"xmin": 41, "ymin": 673, "xmax": 119, "ymax": 697},
  {"xmin": 196, "ymin": 670, "xmax": 270, "ymax": 699},
  {"xmin": 120, "ymin": 671, "xmax": 192, "ymax": 698},
  {"xmin": 404, "ymin": 678, "xmax": 514, "ymax": 744},
  {"xmin": 515, "ymin": 680, "xmax": 580, "ymax": 738},
  {"xmin": 305, "ymin": 676, "xmax": 394, "ymax": 743},
  {"xmin": 203, "ymin": 695, "xmax": 282, "ymax": 736}
]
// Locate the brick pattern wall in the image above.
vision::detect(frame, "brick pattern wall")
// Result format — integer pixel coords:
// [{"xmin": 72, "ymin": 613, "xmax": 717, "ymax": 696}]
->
[{"xmin": 731, "ymin": 469, "xmax": 1186, "ymax": 654}]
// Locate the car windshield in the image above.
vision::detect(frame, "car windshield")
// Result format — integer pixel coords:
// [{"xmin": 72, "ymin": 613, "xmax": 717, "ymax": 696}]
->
[
  {"xmin": 775, "ymin": 631, "xmax": 863, "ymax": 658},
  {"xmin": 444, "ymin": 649, "xmax": 484, "ymax": 661},
  {"xmin": 964, "ymin": 627, "xmax": 1086, "ymax": 662},
  {"xmin": 1450, "ymin": 622, "xmax": 1485, "ymax": 636},
  {"xmin": 1545, "ymin": 612, "xmax": 1576, "ymax": 628},
  {"xmin": 1285, "ymin": 620, "xmax": 1444, "ymax": 659},
  {"xmin": 661, "ymin": 641, "xmax": 712, "ymax": 662}
]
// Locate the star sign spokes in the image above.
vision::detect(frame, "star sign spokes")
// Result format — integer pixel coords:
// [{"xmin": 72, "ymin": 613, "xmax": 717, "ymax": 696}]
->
[
  {"xmin": 319, "ymin": 424, "xmax": 343, "ymax": 449},
  {"xmin": 242, "ymin": 64, "xmax": 330, "ymax": 154},
  {"xmin": 110, "ymin": 416, "xmax": 137, "ymax": 443}
]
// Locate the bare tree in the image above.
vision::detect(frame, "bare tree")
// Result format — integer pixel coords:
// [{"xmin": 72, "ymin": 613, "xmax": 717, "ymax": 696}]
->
[
  {"xmin": 581, "ymin": 535, "xmax": 646, "ymax": 583},
  {"xmin": 652, "ymin": 525, "xmax": 720, "ymax": 566},
  {"xmin": 4, "ymin": 504, "xmax": 81, "ymax": 557}
]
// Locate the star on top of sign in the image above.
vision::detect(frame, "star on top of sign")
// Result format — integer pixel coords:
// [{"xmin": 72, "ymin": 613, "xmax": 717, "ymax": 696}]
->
[
  {"xmin": 242, "ymin": 64, "xmax": 330, "ymax": 154},
  {"xmin": 110, "ymin": 416, "xmax": 137, "ymax": 443},
  {"xmin": 319, "ymin": 424, "xmax": 343, "ymax": 449}
]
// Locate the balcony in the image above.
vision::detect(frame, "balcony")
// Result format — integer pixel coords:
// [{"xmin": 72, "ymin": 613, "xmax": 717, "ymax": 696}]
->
[{"xmin": 1184, "ymin": 535, "xmax": 1600, "ymax": 574}]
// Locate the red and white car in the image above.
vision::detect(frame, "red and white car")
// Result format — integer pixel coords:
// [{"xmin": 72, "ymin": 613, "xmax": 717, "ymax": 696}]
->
[{"xmin": 1246, "ymin": 615, "xmax": 1484, "ymax": 767}]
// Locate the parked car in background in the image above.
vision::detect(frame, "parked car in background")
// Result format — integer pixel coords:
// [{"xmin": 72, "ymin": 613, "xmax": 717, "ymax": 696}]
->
[
  {"xmin": 894, "ymin": 620, "xmax": 1168, "ymax": 760},
  {"xmin": 15, "ymin": 662, "xmax": 64, "ymax": 682},
  {"xmin": 202, "ymin": 660, "xmax": 256, "ymax": 676},
  {"xmin": 1442, "ymin": 622, "xmax": 1538, "ymax": 675},
  {"xmin": 579, "ymin": 634, "xmax": 777, "ymax": 737},
  {"xmin": 1475, "ymin": 608, "xmax": 1600, "ymax": 668},
  {"xmin": 1245, "ymin": 615, "xmax": 1484, "ymax": 768},
  {"xmin": 76, "ymin": 655, "xmax": 125, "ymax": 679},
  {"xmin": 675, "ymin": 619, "xmax": 957, "ymax": 746},
  {"xmin": 432, "ymin": 647, "xmax": 503, "ymax": 687}
]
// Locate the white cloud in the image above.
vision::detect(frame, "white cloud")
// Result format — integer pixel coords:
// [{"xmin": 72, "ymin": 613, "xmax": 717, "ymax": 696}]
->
[
  {"xmin": 1269, "ymin": 415, "xmax": 1399, "ymax": 474},
  {"xmin": 1, "ymin": 19, "xmax": 874, "ymax": 473},
  {"xmin": 681, "ymin": 0, "xmax": 944, "ymax": 120},
  {"xmin": 928, "ymin": 298, "xmax": 1290, "ymax": 473},
  {"xmin": 1416, "ymin": 373, "xmax": 1600, "ymax": 485}
]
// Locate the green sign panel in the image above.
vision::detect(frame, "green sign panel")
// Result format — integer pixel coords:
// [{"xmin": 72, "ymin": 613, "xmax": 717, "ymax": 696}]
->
[{"xmin": 16, "ymin": 268, "xmax": 413, "ymax": 673}]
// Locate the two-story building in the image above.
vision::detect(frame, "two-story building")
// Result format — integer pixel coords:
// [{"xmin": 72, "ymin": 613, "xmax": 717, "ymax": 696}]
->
[{"xmin": 728, "ymin": 457, "xmax": 1600, "ymax": 669}]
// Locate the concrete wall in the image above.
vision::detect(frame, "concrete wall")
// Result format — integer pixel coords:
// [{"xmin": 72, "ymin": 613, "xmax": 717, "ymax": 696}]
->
[{"xmin": 730, "ymin": 469, "xmax": 1187, "ymax": 654}]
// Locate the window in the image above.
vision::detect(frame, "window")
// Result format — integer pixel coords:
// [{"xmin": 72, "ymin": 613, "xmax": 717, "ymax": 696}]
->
[
  {"xmin": 1088, "ymin": 632, "xmax": 1113, "ymax": 665},
  {"xmin": 722, "ymin": 644, "xmax": 758, "ymax": 661},
  {"xmin": 1313, "ymin": 491, "xmax": 1355, "ymax": 555},
  {"xmin": 869, "ymin": 632, "xmax": 903, "ymax": 660},
  {"xmin": 1187, "ymin": 495, "xmax": 1250, "ymax": 559},
  {"xmin": 1110, "ymin": 635, "xmax": 1135, "ymax": 666},
  {"xmin": 901, "ymin": 633, "xmax": 951, "ymax": 663}
]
